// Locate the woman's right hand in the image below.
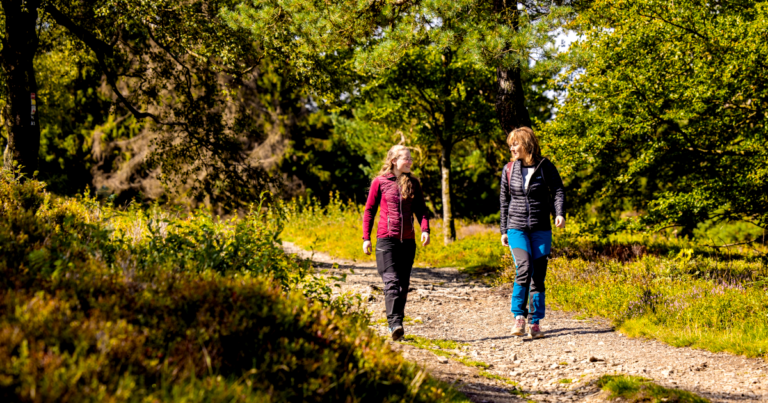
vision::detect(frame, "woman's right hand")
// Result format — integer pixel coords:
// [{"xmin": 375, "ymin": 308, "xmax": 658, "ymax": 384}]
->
[
  {"xmin": 501, "ymin": 234, "xmax": 509, "ymax": 246},
  {"xmin": 363, "ymin": 240, "xmax": 372, "ymax": 255}
]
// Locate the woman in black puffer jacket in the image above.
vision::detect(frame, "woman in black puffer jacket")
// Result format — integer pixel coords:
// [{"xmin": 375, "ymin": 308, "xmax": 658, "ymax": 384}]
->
[{"xmin": 499, "ymin": 127, "xmax": 566, "ymax": 339}]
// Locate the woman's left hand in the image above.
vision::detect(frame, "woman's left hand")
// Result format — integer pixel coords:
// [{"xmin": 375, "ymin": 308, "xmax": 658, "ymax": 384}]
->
[
  {"xmin": 421, "ymin": 232, "xmax": 430, "ymax": 246},
  {"xmin": 555, "ymin": 215, "xmax": 566, "ymax": 229}
]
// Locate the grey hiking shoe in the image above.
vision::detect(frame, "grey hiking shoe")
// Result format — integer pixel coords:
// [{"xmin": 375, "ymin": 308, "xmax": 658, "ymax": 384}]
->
[
  {"xmin": 529, "ymin": 323, "xmax": 544, "ymax": 339},
  {"xmin": 389, "ymin": 325, "xmax": 405, "ymax": 341},
  {"xmin": 511, "ymin": 316, "xmax": 526, "ymax": 336}
]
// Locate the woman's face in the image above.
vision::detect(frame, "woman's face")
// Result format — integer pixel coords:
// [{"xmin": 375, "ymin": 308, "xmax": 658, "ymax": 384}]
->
[
  {"xmin": 395, "ymin": 150, "xmax": 413, "ymax": 173},
  {"xmin": 510, "ymin": 140, "xmax": 529, "ymax": 162}
]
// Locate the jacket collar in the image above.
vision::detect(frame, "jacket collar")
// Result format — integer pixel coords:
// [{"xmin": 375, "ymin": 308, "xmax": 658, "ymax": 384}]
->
[{"xmin": 513, "ymin": 157, "xmax": 547, "ymax": 170}]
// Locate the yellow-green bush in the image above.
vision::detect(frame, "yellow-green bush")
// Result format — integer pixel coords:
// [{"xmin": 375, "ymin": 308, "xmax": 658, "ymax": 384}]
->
[{"xmin": 0, "ymin": 172, "xmax": 468, "ymax": 402}]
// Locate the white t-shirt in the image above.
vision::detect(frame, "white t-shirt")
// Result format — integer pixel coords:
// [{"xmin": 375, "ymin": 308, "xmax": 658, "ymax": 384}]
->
[{"xmin": 522, "ymin": 165, "xmax": 535, "ymax": 191}]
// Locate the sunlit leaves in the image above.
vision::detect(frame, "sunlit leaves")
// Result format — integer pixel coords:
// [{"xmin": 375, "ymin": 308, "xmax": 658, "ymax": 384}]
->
[{"xmin": 543, "ymin": 0, "xmax": 768, "ymax": 230}]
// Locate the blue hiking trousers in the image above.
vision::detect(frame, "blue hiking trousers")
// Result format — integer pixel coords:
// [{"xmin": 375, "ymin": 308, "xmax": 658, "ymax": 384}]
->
[{"xmin": 507, "ymin": 229, "xmax": 552, "ymax": 324}]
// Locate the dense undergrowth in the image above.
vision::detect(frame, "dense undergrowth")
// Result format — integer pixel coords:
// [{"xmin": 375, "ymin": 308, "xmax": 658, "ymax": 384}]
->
[
  {"xmin": 0, "ymin": 172, "xmax": 469, "ymax": 402},
  {"xmin": 282, "ymin": 195, "xmax": 768, "ymax": 359}
]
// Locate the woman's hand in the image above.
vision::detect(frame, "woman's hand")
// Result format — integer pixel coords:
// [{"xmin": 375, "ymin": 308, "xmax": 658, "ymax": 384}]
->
[
  {"xmin": 555, "ymin": 215, "xmax": 566, "ymax": 229},
  {"xmin": 421, "ymin": 232, "xmax": 430, "ymax": 246},
  {"xmin": 363, "ymin": 240, "xmax": 372, "ymax": 255},
  {"xmin": 501, "ymin": 234, "xmax": 509, "ymax": 246}
]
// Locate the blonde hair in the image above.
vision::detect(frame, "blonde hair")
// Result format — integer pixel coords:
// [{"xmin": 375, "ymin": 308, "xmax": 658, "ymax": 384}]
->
[
  {"xmin": 377, "ymin": 145, "xmax": 414, "ymax": 199},
  {"xmin": 506, "ymin": 126, "xmax": 542, "ymax": 163}
]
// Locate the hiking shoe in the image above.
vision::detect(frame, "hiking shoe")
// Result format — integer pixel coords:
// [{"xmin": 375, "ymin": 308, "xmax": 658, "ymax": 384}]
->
[
  {"xmin": 389, "ymin": 325, "xmax": 405, "ymax": 341},
  {"xmin": 511, "ymin": 316, "xmax": 526, "ymax": 336},
  {"xmin": 529, "ymin": 323, "xmax": 544, "ymax": 339}
]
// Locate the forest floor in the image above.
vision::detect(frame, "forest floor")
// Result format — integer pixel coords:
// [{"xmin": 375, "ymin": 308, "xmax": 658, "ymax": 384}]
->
[{"xmin": 282, "ymin": 242, "xmax": 768, "ymax": 403}]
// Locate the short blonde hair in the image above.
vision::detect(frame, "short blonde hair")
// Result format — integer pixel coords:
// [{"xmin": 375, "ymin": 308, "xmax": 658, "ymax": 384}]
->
[{"xmin": 506, "ymin": 127, "xmax": 542, "ymax": 162}]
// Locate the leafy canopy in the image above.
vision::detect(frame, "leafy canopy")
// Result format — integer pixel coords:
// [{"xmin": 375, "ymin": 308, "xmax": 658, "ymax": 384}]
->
[
  {"xmin": 222, "ymin": 0, "xmax": 573, "ymax": 100},
  {"xmin": 543, "ymin": 0, "xmax": 768, "ymax": 231}
]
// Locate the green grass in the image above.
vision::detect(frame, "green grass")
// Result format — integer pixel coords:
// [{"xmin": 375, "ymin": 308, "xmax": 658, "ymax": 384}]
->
[
  {"xmin": 478, "ymin": 370, "xmax": 528, "ymax": 397},
  {"xmin": 373, "ymin": 315, "xmax": 423, "ymax": 326},
  {"xmin": 538, "ymin": 255, "xmax": 768, "ymax": 358},
  {"xmin": 401, "ymin": 335, "xmax": 491, "ymax": 369},
  {"xmin": 559, "ymin": 378, "xmax": 572, "ymax": 384},
  {"xmin": 596, "ymin": 375, "xmax": 709, "ymax": 403},
  {"xmin": 478, "ymin": 371, "xmax": 518, "ymax": 386},
  {"xmin": 402, "ymin": 335, "xmax": 468, "ymax": 350},
  {"xmin": 456, "ymin": 357, "xmax": 491, "ymax": 369}
]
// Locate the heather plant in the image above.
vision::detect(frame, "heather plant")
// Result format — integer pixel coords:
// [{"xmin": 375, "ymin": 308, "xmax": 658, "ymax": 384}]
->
[{"xmin": 0, "ymin": 171, "xmax": 469, "ymax": 402}]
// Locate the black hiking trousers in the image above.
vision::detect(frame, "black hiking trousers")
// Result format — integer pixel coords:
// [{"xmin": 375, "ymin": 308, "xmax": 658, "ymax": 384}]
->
[{"xmin": 375, "ymin": 238, "xmax": 417, "ymax": 328}]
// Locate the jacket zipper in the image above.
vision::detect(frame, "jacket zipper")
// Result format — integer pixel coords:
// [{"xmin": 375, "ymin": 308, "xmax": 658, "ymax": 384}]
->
[
  {"xmin": 523, "ymin": 160, "xmax": 546, "ymax": 230},
  {"xmin": 399, "ymin": 190, "xmax": 403, "ymax": 243}
]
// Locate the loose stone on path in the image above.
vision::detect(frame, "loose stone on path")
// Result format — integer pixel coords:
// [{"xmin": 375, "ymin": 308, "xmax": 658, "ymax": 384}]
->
[{"xmin": 282, "ymin": 242, "xmax": 768, "ymax": 403}]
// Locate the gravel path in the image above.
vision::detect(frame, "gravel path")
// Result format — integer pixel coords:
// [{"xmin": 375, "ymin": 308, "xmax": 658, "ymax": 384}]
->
[{"xmin": 283, "ymin": 242, "xmax": 768, "ymax": 402}]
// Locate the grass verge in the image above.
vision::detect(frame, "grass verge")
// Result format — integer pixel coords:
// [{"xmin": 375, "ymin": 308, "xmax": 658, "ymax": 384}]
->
[
  {"xmin": 401, "ymin": 335, "xmax": 489, "ymax": 369},
  {"xmin": 596, "ymin": 375, "xmax": 709, "ymax": 403}
]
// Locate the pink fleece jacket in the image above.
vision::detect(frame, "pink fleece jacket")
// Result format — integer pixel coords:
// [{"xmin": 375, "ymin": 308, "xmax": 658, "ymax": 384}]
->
[{"xmin": 362, "ymin": 173, "xmax": 430, "ymax": 240}]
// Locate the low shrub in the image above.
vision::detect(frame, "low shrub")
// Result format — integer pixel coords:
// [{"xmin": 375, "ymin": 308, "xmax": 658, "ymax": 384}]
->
[{"xmin": 0, "ymin": 171, "xmax": 468, "ymax": 402}]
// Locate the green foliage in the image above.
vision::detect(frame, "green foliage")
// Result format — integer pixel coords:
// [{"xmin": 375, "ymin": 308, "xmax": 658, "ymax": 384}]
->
[
  {"xmin": 543, "ymin": 0, "xmax": 768, "ymax": 232},
  {"xmin": 0, "ymin": 171, "xmax": 470, "ymax": 402},
  {"xmin": 223, "ymin": 0, "xmax": 571, "ymax": 221},
  {"xmin": 3, "ymin": 1, "xmax": 313, "ymax": 204},
  {"xmin": 332, "ymin": 46, "xmax": 503, "ymax": 218},
  {"xmin": 222, "ymin": 0, "xmax": 573, "ymax": 93},
  {"xmin": 596, "ymin": 375, "xmax": 709, "ymax": 403},
  {"xmin": 33, "ymin": 33, "xmax": 110, "ymax": 195},
  {"xmin": 278, "ymin": 110, "xmax": 373, "ymax": 206}
]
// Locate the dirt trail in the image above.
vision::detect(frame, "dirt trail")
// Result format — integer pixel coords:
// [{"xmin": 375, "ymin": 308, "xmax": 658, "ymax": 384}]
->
[{"xmin": 282, "ymin": 242, "xmax": 768, "ymax": 403}]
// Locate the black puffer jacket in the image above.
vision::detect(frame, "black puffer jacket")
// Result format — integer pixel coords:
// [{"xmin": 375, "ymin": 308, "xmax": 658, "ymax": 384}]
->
[{"xmin": 500, "ymin": 158, "xmax": 565, "ymax": 233}]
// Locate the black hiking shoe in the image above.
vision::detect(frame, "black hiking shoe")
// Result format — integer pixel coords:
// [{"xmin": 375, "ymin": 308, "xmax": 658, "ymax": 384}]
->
[{"xmin": 389, "ymin": 325, "xmax": 405, "ymax": 341}]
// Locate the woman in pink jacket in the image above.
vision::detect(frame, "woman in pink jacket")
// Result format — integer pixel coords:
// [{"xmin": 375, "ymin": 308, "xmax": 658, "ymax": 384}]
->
[{"xmin": 362, "ymin": 145, "xmax": 431, "ymax": 341}]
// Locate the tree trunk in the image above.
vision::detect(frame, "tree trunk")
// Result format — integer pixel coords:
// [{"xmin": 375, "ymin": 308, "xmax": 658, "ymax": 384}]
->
[
  {"xmin": 440, "ymin": 47, "xmax": 456, "ymax": 245},
  {"xmin": 495, "ymin": 67, "xmax": 531, "ymax": 135},
  {"xmin": 440, "ymin": 145, "xmax": 456, "ymax": 245},
  {"xmin": 493, "ymin": 0, "xmax": 532, "ymax": 135},
  {"xmin": 1, "ymin": 0, "xmax": 42, "ymax": 176}
]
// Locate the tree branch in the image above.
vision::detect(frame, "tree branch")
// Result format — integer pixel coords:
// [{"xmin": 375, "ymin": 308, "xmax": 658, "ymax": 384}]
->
[
  {"xmin": 685, "ymin": 147, "xmax": 757, "ymax": 157},
  {"xmin": 44, "ymin": 4, "xmax": 186, "ymax": 128},
  {"xmin": 704, "ymin": 238, "xmax": 762, "ymax": 248},
  {"xmin": 43, "ymin": 4, "xmax": 114, "ymax": 57}
]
